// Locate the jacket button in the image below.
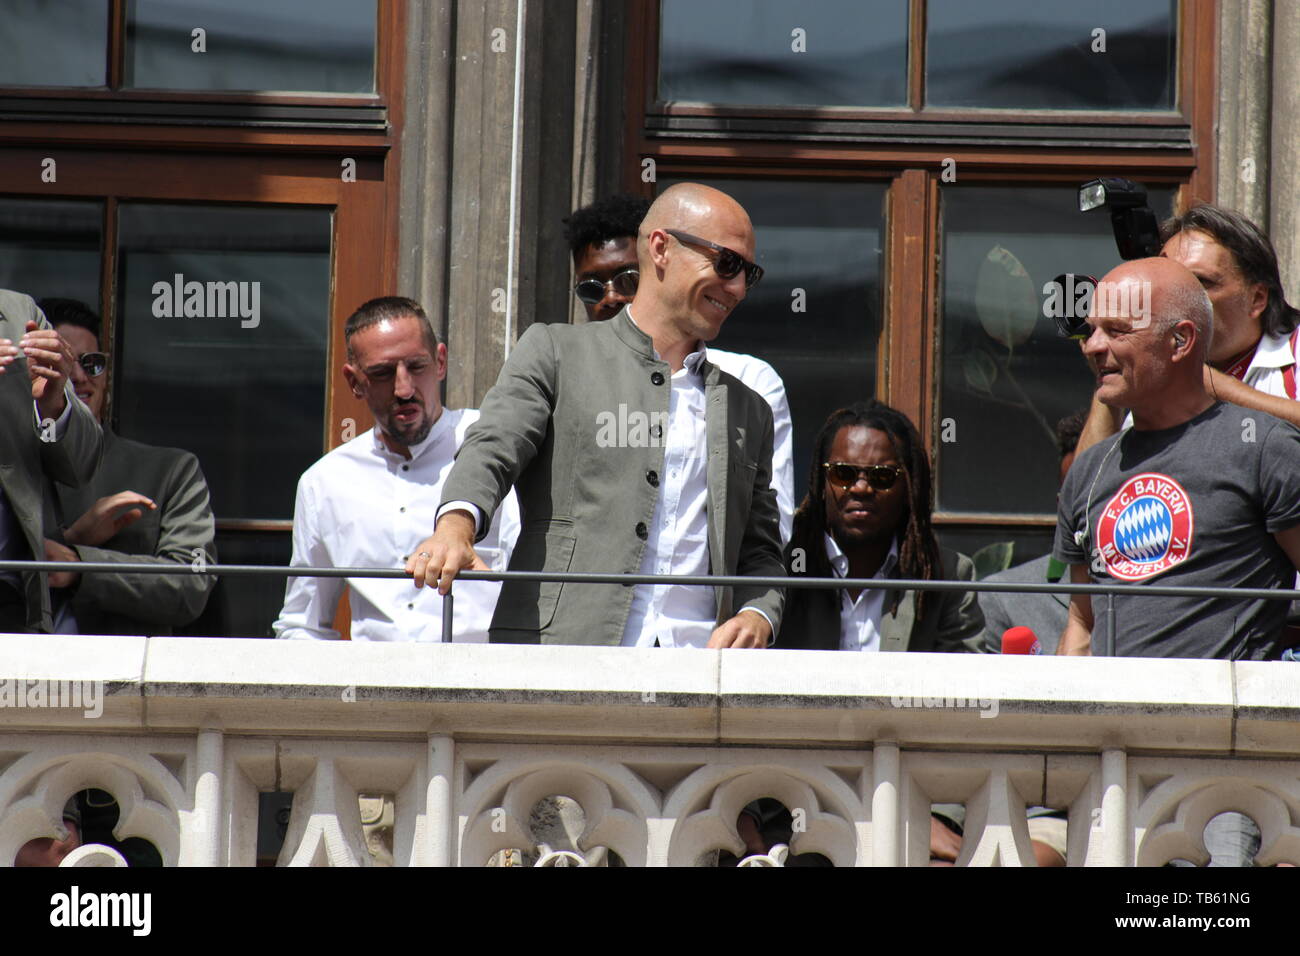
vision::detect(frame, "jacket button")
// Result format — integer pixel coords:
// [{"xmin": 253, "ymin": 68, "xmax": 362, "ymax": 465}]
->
[
  {"xmin": 651, "ymin": 423, "xmax": 663, "ymax": 440},
  {"xmin": 635, "ymin": 522, "xmax": 648, "ymax": 539},
  {"xmin": 651, "ymin": 371, "xmax": 665, "ymax": 386},
  {"xmin": 646, "ymin": 470, "xmax": 659, "ymax": 487}
]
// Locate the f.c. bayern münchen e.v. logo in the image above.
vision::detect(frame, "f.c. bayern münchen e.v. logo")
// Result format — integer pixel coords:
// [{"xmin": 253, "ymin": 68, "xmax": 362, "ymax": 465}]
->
[{"xmin": 1095, "ymin": 472, "xmax": 1194, "ymax": 581}]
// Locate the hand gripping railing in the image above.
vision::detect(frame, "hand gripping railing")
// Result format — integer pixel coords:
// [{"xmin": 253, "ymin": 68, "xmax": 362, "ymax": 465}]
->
[{"xmin": 5, "ymin": 559, "xmax": 1300, "ymax": 654}]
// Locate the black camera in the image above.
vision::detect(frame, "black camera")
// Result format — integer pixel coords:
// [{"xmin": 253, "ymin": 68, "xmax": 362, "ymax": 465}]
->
[
  {"xmin": 1053, "ymin": 178, "xmax": 1162, "ymax": 338},
  {"xmin": 1047, "ymin": 273, "xmax": 1097, "ymax": 340}
]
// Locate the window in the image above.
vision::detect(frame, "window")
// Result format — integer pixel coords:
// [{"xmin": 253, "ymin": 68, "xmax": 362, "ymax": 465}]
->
[
  {"xmin": 0, "ymin": 1, "xmax": 406, "ymax": 637},
  {"xmin": 630, "ymin": 0, "xmax": 1214, "ymax": 560},
  {"xmin": 114, "ymin": 203, "xmax": 332, "ymax": 520},
  {"xmin": 124, "ymin": 0, "xmax": 377, "ymax": 93},
  {"xmin": 936, "ymin": 184, "xmax": 1176, "ymax": 516},
  {"xmin": 658, "ymin": 0, "xmax": 908, "ymax": 108}
]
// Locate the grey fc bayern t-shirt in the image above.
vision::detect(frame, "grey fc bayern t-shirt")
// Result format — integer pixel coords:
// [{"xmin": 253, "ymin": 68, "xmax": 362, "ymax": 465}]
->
[{"xmin": 1054, "ymin": 402, "xmax": 1300, "ymax": 659}]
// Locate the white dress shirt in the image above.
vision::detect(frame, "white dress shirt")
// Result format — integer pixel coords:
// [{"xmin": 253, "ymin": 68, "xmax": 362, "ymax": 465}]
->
[
  {"xmin": 1241, "ymin": 327, "xmax": 1300, "ymax": 398},
  {"xmin": 825, "ymin": 532, "xmax": 899, "ymax": 652},
  {"xmin": 621, "ymin": 348, "xmax": 716, "ymax": 647},
  {"xmin": 703, "ymin": 348, "xmax": 794, "ymax": 545},
  {"xmin": 274, "ymin": 408, "xmax": 520, "ymax": 642}
]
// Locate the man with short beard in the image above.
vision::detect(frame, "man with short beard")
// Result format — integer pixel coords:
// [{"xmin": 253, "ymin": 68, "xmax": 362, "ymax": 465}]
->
[{"xmin": 275, "ymin": 297, "xmax": 519, "ymax": 642}]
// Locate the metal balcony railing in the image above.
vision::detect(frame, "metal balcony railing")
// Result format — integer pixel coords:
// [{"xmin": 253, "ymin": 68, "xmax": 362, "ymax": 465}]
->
[{"xmin": 6, "ymin": 558, "xmax": 1299, "ymax": 656}]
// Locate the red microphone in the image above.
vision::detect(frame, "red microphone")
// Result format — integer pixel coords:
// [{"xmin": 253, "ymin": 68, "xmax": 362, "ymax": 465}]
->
[{"xmin": 1001, "ymin": 626, "xmax": 1041, "ymax": 655}]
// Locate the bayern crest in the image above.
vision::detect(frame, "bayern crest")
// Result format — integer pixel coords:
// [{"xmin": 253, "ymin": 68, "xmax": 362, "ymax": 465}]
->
[{"xmin": 1095, "ymin": 472, "xmax": 1194, "ymax": 581}]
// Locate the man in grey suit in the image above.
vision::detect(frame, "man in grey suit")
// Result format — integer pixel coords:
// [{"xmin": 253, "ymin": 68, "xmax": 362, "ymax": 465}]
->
[
  {"xmin": 408, "ymin": 183, "xmax": 784, "ymax": 647},
  {"xmin": 978, "ymin": 410, "xmax": 1085, "ymax": 655},
  {"xmin": 40, "ymin": 299, "xmax": 216, "ymax": 635},
  {"xmin": 0, "ymin": 290, "xmax": 102, "ymax": 632}
]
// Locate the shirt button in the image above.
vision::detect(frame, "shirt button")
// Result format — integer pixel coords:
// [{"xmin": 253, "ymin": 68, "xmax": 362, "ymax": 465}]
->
[
  {"xmin": 646, "ymin": 470, "xmax": 659, "ymax": 487},
  {"xmin": 402, "ymin": 465, "xmax": 409, "ymax": 472},
  {"xmin": 407, "ymin": 603, "xmax": 414, "ymax": 610},
  {"xmin": 635, "ymin": 522, "xmax": 648, "ymax": 539},
  {"xmin": 651, "ymin": 371, "xmax": 665, "ymax": 386}
]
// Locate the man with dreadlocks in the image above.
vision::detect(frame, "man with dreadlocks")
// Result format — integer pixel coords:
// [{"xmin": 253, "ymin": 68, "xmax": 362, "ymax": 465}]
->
[
  {"xmin": 725, "ymin": 401, "xmax": 986, "ymax": 865},
  {"xmin": 780, "ymin": 400, "xmax": 985, "ymax": 653}
]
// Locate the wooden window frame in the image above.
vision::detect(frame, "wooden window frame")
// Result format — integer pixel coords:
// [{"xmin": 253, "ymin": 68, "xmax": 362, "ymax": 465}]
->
[
  {"xmin": 632, "ymin": 0, "xmax": 1210, "ymax": 153},
  {"xmin": 0, "ymin": 0, "xmax": 397, "ymax": 127}
]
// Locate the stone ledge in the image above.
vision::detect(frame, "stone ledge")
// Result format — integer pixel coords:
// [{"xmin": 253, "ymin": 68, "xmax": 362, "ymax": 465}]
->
[{"xmin": 0, "ymin": 636, "xmax": 1295, "ymax": 755}]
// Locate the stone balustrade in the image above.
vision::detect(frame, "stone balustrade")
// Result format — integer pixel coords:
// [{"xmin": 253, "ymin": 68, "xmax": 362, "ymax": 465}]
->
[{"xmin": 2, "ymin": 634, "xmax": 1298, "ymax": 866}]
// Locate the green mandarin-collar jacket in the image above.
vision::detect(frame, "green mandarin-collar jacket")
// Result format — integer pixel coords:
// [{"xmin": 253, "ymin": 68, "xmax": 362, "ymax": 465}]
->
[{"xmin": 441, "ymin": 310, "xmax": 785, "ymax": 645}]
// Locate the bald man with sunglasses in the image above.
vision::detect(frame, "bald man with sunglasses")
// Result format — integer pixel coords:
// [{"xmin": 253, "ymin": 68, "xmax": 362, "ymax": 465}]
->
[
  {"xmin": 563, "ymin": 193, "xmax": 795, "ymax": 544},
  {"xmin": 409, "ymin": 183, "xmax": 785, "ymax": 648}
]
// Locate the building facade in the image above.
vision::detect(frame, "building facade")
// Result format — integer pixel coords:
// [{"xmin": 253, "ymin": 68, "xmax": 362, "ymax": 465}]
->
[{"xmin": 2, "ymin": 0, "xmax": 1297, "ymax": 637}]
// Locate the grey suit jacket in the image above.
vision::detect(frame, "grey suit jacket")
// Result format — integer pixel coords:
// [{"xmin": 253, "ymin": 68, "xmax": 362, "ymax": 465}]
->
[
  {"xmin": 977, "ymin": 554, "xmax": 1068, "ymax": 655},
  {"xmin": 53, "ymin": 428, "xmax": 217, "ymax": 635},
  {"xmin": 441, "ymin": 310, "xmax": 785, "ymax": 645},
  {"xmin": 780, "ymin": 545, "xmax": 986, "ymax": 653},
  {"xmin": 0, "ymin": 290, "xmax": 102, "ymax": 631}
]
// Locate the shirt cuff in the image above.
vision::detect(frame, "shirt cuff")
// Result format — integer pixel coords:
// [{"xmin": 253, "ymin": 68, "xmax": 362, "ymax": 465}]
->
[
  {"xmin": 738, "ymin": 606, "xmax": 776, "ymax": 645},
  {"xmin": 33, "ymin": 395, "xmax": 73, "ymax": 440},
  {"xmin": 437, "ymin": 501, "xmax": 484, "ymax": 534}
]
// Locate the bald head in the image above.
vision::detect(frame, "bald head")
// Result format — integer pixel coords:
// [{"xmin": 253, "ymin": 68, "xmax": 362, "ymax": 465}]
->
[
  {"xmin": 1084, "ymin": 256, "xmax": 1216, "ymax": 426},
  {"xmin": 638, "ymin": 183, "xmax": 754, "ymax": 264},
  {"xmin": 1094, "ymin": 257, "xmax": 1213, "ymax": 360},
  {"xmin": 629, "ymin": 183, "xmax": 759, "ymax": 360}
]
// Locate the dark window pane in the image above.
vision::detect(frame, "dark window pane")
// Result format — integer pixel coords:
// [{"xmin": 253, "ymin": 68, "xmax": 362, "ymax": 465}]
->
[
  {"xmin": 659, "ymin": 0, "xmax": 908, "ymax": 107},
  {"xmin": 938, "ymin": 526, "xmax": 1054, "ymax": 574},
  {"xmin": 0, "ymin": 0, "xmax": 108, "ymax": 88},
  {"xmin": 0, "ymin": 198, "xmax": 104, "ymax": 308},
  {"xmin": 936, "ymin": 184, "xmax": 1175, "ymax": 516},
  {"xmin": 926, "ymin": 0, "xmax": 1176, "ymax": 110},
  {"xmin": 125, "ymin": 0, "xmax": 376, "ymax": 92},
  {"xmin": 114, "ymin": 203, "xmax": 331, "ymax": 520},
  {"xmin": 177, "ymin": 530, "xmax": 289, "ymax": 638},
  {"xmin": 659, "ymin": 178, "xmax": 885, "ymax": 505}
]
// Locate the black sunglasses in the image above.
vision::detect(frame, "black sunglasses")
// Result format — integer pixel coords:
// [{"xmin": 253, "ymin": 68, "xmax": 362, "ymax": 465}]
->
[
  {"xmin": 574, "ymin": 269, "xmax": 639, "ymax": 306},
  {"xmin": 824, "ymin": 462, "xmax": 901, "ymax": 491},
  {"xmin": 664, "ymin": 229, "xmax": 764, "ymax": 289},
  {"xmin": 77, "ymin": 352, "xmax": 108, "ymax": 377}
]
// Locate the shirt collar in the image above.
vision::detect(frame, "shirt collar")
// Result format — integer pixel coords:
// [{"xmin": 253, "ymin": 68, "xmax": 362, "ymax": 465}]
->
[
  {"xmin": 370, "ymin": 407, "xmax": 449, "ymax": 463},
  {"xmin": 626, "ymin": 306, "xmax": 707, "ymax": 378},
  {"xmin": 1246, "ymin": 328, "xmax": 1296, "ymax": 373},
  {"xmin": 823, "ymin": 532, "xmax": 899, "ymax": 580}
]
